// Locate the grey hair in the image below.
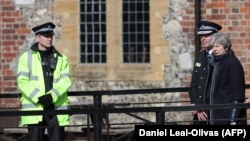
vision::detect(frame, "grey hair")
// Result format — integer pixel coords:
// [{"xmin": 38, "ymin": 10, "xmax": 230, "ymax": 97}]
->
[{"xmin": 208, "ymin": 32, "xmax": 231, "ymax": 50}]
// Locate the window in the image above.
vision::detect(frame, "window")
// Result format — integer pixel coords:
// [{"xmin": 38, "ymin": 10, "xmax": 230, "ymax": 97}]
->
[
  {"xmin": 79, "ymin": 0, "xmax": 150, "ymax": 64},
  {"xmin": 122, "ymin": 0, "xmax": 150, "ymax": 63},
  {"xmin": 80, "ymin": 0, "xmax": 106, "ymax": 63}
]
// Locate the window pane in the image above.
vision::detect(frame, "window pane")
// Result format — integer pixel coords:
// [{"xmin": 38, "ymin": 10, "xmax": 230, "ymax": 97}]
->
[
  {"xmin": 80, "ymin": 0, "xmax": 107, "ymax": 63},
  {"xmin": 122, "ymin": 0, "xmax": 150, "ymax": 63}
]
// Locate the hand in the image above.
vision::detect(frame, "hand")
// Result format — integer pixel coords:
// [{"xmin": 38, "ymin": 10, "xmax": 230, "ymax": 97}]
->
[
  {"xmin": 230, "ymin": 122, "xmax": 237, "ymax": 125},
  {"xmin": 38, "ymin": 94, "xmax": 52, "ymax": 108},
  {"xmin": 244, "ymin": 98, "xmax": 250, "ymax": 103},
  {"xmin": 196, "ymin": 111, "xmax": 207, "ymax": 121}
]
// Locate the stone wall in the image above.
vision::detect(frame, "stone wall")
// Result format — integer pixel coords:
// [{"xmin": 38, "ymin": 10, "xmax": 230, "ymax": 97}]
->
[
  {"xmin": 1, "ymin": 0, "xmax": 250, "ymax": 130},
  {"xmin": 68, "ymin": 0, "xmax": 194, "ymax": 131}
]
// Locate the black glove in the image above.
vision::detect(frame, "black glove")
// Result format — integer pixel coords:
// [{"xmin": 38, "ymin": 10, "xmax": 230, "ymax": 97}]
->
[{"xmin": 38, "ymin": 94, "xmax": 53, "ymax": 108}]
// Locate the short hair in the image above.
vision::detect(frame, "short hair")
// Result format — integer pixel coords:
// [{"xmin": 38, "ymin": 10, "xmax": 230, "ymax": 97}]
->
[{"xmin": 208, "ymin": 32, "xmax": 231, "ymax": 50}]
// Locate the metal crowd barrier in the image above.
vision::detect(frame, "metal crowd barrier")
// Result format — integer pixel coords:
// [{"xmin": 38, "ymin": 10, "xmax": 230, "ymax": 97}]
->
[{"xmin": 1, "ymin": 85, "xmax": 250, "ymax": 141}]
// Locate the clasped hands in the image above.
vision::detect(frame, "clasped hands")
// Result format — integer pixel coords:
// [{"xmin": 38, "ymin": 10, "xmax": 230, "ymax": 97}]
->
[{"xmin": 37, "ymin": 94, "xmax": 53, "ymax": 108}]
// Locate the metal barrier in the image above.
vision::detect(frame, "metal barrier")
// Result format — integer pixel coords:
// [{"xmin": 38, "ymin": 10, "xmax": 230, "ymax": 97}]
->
[{"xmin": 1, "ymin": 85, "xmax": 250, "ymax": 141}]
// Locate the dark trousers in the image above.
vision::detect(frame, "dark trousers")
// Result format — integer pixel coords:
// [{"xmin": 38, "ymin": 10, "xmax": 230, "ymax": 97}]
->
[{"xmin": 28, "ymin": 115, "xmax": 65, "ymax": 141}]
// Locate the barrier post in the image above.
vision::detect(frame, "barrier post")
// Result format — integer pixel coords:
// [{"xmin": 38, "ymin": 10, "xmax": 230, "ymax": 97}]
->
[
  {"xmin": 156, "ymin": 111, "xmax": 165, "ymax": 125},
  {"xmin": 93, "ymin": 95, "xmax": 102, "ymax": 141}
]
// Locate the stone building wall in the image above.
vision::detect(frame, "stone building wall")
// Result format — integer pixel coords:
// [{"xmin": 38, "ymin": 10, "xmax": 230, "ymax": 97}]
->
[{"xmin": 1, "ymin": 0, "xmax": 250, "ymax": 131}]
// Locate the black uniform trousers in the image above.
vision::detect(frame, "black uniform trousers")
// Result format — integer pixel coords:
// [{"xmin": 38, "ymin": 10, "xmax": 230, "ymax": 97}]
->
[{"xmin": 27, "ymin": 115, "xmax": 65, "ymax": 141}]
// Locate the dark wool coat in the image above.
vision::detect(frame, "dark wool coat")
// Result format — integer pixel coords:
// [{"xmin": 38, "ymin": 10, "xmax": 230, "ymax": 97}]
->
[
  {"xmin": 207, "ymin": 50, "xmax": 246, "ymax": 124},
  {"xmin": 189, "ymin": 50, "xmax": 246, "ymax": 125}
]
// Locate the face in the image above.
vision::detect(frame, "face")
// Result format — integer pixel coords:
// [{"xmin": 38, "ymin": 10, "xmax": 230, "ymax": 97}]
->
[
  {"xmin": 200, "ymin": 33, "xmax": 213, "ymax": 50},
  {"xmin": 36, "ymin": 34, "xmax": 53, "ymax": 50},
  {"xmin": 211, "ymin": 41, "xmax": 227, "ymax": 56}
]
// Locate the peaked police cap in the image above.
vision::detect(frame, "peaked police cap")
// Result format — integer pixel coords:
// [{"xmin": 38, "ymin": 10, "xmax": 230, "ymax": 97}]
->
[
  {"xmin": 197, "ymin": 21, "xmax": 222, "ymax": 35},
  {"xmin": 32, "ymin": 22, "xmax": 55, "ymax": 35}
]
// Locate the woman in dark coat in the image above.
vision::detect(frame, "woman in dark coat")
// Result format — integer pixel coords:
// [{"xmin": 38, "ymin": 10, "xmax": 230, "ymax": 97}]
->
[{"xmin": 195, "ymin": 32, "xmax": 246, "ymax": 125}]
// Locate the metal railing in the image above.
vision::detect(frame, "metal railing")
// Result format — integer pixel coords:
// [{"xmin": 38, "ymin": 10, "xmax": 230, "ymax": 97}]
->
[{"xmin": 1, "ymin": 85, "xmax": 250, "ymax": 141}]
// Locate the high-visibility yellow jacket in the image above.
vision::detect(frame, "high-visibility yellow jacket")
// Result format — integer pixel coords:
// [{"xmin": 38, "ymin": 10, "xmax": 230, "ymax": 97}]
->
[{"xmin": 17, "ymin": 44, "xmax": 72, "ymax": 126}]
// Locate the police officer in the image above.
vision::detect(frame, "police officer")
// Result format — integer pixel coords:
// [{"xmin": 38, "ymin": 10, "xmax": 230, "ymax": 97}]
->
[
  {"xmin": 189, "ymin": 21, "xmax": 222, "ymax": 125},
  {"xmin": 17, "ymin": 22, "xmax": 72, "ymax": 141}
]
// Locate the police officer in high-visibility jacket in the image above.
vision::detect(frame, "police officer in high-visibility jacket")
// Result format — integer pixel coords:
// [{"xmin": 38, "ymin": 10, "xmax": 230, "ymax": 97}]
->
[{"xmin": 17, "ymin": 22, "xmax": 72, "ymax": 141}]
